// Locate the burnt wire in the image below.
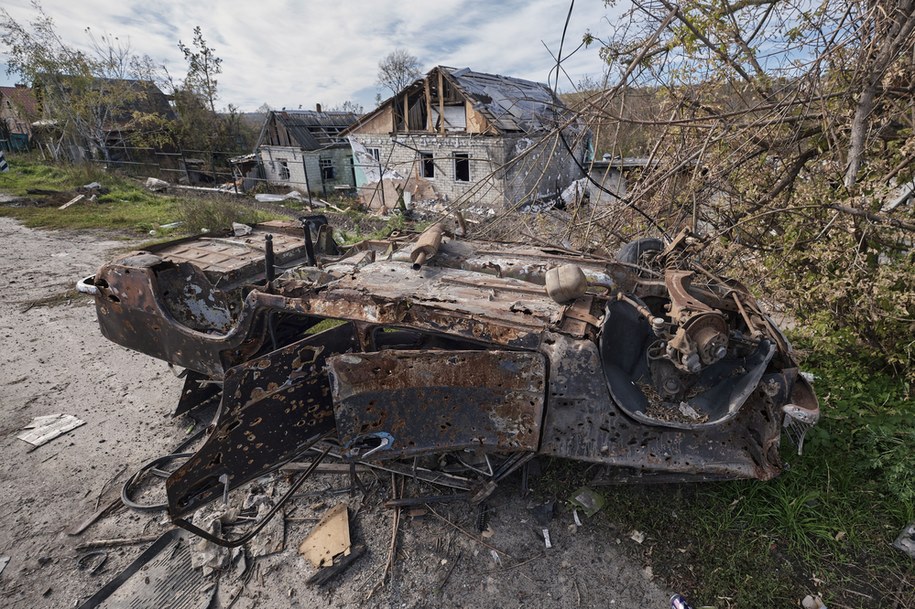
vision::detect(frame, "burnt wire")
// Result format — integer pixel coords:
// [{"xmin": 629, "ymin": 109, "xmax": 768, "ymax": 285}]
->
[
  {"xmin": 551, "ymin": 0, "xmax": 671, "ymax": 240},
  {"xmin": 172, "ymin": 442, "xmax": 332, "ymax": 548}
]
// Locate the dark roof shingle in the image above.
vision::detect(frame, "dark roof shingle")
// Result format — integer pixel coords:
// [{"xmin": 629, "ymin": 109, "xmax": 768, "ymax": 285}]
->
[
  {"xmin": 445, "ymin": 68, "xmax": 566, "ymax": 133},
  {"xmin": 0, "ymin": 85, "xmax": 39, "ymax": 119},
  {"xmin": 270, "ymin": 110, "xmax": 361, "ymax": 149}
]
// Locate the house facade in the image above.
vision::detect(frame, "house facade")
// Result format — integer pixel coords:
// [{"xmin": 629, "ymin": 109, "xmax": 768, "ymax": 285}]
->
[
  {"xmin": 343, "ymin": 66, "xmax": 589, "ymax": 214},
  {"xmin": 256, "ymin": 109, "xmax": 360, "ymax": 196}
]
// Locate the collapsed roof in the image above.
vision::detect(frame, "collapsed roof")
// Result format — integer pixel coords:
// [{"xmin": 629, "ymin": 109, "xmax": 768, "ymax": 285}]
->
[
  {"xmin": 259, "ymin": 110, "xmax": 361, "ymax": 150},
  {"xmin": 344, "ymin": 66, "xmax": 573, "ymax": 136},
  {"xmin": 445, "ymin": 67, "xmax": 568, "ymax": 133}
]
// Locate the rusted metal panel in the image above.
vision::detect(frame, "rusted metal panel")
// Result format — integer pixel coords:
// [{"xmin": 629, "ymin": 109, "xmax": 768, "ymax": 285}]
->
[
  {"xmin": 150, "ymin": 226, "xmax": 311, "ymax": 285},
  {"xmin": 166, "ymin": 322, "xmax": 356, "ymax": 517},
  {"xmin": 328, "ymin": 349, "xmax": 546, "ymax": 459},
  {"xmin": 94, "ymin": 258, "xmax": 268, "ymax": 378},
  {"xmin": 311, "ymin": 261, "xmax": 563, "ymax": 347},
  {"xmin": 407, "ymin": 238, "xmax": 617, "ymax": 287},
  {"xmin": 537, "ymin": 332, "xmax": 783, "ymax": 481}
]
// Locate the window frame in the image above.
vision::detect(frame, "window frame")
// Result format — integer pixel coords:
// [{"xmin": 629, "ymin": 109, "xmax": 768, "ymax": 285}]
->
[
  {"xmin": 420, "ymin": 151, "xmax": 435, "ymax": 179},
  {"xmin": 453, "ymin": 152, "xmax": 470, "ymax": 182},
  {"xmin": 319, "ymin": 157, "xmax": 335, "ymax": 181},
  {"xmin": 276, "ymin": 158, "xmax": 290, "ymax": 181}
]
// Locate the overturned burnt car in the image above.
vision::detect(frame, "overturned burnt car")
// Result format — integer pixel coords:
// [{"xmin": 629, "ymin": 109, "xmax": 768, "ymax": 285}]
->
[{"xmin": 81, "ymin": 218, "xmax": 818, "ymax": 531}]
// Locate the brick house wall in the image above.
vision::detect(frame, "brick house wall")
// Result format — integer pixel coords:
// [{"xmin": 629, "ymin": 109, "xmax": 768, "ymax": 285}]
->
[
  {"xmin": 349, "ymin": 132, "xmax": 587, "ymax": 213},
  {"xmin": 259, "ymin": 145, "xmax": 356, "ymax": 195}
]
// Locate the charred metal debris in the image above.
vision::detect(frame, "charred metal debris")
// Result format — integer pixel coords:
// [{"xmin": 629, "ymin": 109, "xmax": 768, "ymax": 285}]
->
[{"xmin": 82, "ymin": 217, "xmax": 819, "ymax": 540}]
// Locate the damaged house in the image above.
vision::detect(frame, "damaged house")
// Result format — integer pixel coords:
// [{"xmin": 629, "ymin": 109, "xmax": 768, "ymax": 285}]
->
[
  {"xmin": 343, "ymin": 66, "xmax": 589, "ymax": 215},
  {"xmin": 256, "ymin": 108, "xmax": 361, "ymax": 196},
  {"xmin": 32, "ymin": 76, "xmax": 174, "ymax": 163},
  {"xmin": 0, "ymin": 84, "xmax": 39, "ymax": 152}
]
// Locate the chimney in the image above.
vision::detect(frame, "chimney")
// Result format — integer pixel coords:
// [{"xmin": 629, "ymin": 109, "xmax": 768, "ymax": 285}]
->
[{"xmin": 315, "ymin": 103, "xmax": 322, "ymax": 113}]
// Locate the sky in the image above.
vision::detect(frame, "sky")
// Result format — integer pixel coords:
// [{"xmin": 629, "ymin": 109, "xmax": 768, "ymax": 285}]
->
[{"xmin": 0, "ymin": 0, "xmax": 619, "ymax": 112}]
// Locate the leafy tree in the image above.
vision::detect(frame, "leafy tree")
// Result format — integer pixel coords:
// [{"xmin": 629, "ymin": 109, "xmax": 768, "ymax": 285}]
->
[
  {"xmin": 178, "ymin": 26, "xmax": 221, "ymax": 114},
  {"xmin": 328, "ymin": 100, "xmax": 364, "ymax": 114},
  {"xmin": 376, "ymin": 49, "xmax": 422, "ymax": 97},
  {"xmin": 132, "ymin": 27, "xmax": 248, "ymax": 155},
  {"xmin": 0, "ymin": 2, "xmax": 165, "ymax": 161},
  {"xmin": 577, "ymin": 0, "xmax": 915, "ymax": 381}
]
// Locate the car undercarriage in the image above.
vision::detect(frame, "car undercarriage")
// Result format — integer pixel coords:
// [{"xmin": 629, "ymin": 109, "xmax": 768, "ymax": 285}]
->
[{"xmin": 81, "ymin": 217, "xmax": 819, "ymax": 540}]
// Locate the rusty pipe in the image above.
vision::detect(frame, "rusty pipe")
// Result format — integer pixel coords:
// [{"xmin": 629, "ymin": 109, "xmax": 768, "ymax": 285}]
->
[
  {"xmin": 616, "ymin": 292, "xmax": 666, "ymax": 335},
  {"xmin": 410, "ymin": 223, "xmax": 444, "ymax": 270},
  {"xmin": 731, "ymin": 292, "xmax": 761, "ymax": 338}
]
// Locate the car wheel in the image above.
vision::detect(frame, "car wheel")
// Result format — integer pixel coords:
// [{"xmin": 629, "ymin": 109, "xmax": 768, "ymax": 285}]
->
[{"xmin": 616, "ymin": 237, "xmax": 664, "ymax": 266}]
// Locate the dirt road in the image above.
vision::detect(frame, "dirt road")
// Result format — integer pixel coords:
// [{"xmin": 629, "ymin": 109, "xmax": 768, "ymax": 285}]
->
[{"xmin": 0, "ymin": 216, "xmax": 670, "ymax": 609}]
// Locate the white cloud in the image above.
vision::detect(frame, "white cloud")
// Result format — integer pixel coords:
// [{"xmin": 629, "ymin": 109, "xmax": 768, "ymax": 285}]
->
[{"xmin": 0, "ymin": 0, "xmax": 618, "ymax": 110}]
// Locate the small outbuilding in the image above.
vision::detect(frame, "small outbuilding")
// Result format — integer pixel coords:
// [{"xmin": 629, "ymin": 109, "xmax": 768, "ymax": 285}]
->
[{"xmin": 256, "ymin": 108, "xmax": 361, "ymax": 196}]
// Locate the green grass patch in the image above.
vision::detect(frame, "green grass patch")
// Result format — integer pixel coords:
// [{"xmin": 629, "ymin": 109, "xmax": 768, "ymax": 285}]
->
[
  {"xmin": 0, "ymin": 155, "xmax": 181, "ymax": 233},
  {"xmin": 0, "ymin": 156, "xmax": 280, "ymax": 235},
  {"xmin": 535, "ymin": 336, "xmax": 915, "ymax": 608},
  {"xmin": 304, "ymin": 318, "xmax": 347, "ymax": 335}
]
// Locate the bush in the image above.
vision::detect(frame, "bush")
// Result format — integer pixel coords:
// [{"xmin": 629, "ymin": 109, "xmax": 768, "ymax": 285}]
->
[{"xmin": 175, "ymin": 195, "xmax": 268, "ymax": 233}]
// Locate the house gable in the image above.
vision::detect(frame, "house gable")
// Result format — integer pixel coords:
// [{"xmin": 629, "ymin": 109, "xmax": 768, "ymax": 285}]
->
[
  {"xmin": 344, "ymin": 66, "xmax": 569, "ymax": 138},
  {"xmin": 343, "ymin": 66, "xmax": 586, "ymax": 214}
]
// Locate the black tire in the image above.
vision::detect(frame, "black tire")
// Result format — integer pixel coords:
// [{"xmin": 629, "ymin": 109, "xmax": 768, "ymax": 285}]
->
[{"xmin": 616, "ymin": 237, "xmax": 664, "ymax": 265}]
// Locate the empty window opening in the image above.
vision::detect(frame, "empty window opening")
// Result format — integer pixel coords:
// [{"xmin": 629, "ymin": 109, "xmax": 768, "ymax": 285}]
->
[
  {"xmin": 277, "ymin": 159, "xmax": 290, "ymax": 181},
  {"xmin": 367, "ymin": 147, "xmax": 381, "ymax": 162},
  {"xmin": 420, "ymin": 152, "xmax": 435, "ymax": 178},
  {"xmin": 453, "ymin": 152, "xmax": 470, "ymax": 182},
  {"xmin": 320, "ymin": 157, "xmax": 335, "ymax": 180}
]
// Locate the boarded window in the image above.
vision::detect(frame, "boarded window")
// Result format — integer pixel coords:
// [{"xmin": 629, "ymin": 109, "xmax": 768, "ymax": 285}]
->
[
  {"xmin": 420, "ymin": 152, "xmax": 434, "ymax": 178},
  {"xmin": 277, "ymin": 159, "xmax": 290, "ymax": 180},
  {"xmin": 431, "ymin": 105, "xmax": 467, "ymax": 131},
  {"xmin": 453, "ymin": 152, "xmax": 469, "ymax": 182},
  {"xmin": 320, "ymin": 158, "xmax": 335, "ymax": 180}
]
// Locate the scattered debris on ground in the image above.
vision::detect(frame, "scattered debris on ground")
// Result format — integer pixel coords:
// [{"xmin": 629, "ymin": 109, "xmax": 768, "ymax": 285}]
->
[
  {"xmin": 894, "ymin": 522, "xmax": 915, "ymax": 559},
  {"xmin": 17, "ymin": 413, "xmax": 85, "ymax": 448}
]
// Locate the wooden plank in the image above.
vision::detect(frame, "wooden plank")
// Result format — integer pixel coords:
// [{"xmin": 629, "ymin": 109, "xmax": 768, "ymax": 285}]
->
[
  {"xmin": 466, "ymin": 104, "xmax": 492, "ymax": 134},
  {"xmin": 75, "ymin": 534, "xmax": 162, "ymax": 551},
  {"xmin": 424, "ymin": 76, "xmax": 433, "ymax": 132},
  {"xmin": 402, "ymin": 94, "xmax": 409, "ymax": 132},
  {"xmin": 67, "ymin": 496, "xmax": 123, "ymax": 536},
  {"xmin": 58, "ymin": 194, "xmax": 84, "ymax": 210},
  {"xmin": 299, "ymin": 503, "xmax": 350, "ymax": 568},
  {"xmin": 437, "ymin": 70, "xmax": 445, "ymax": 134},
  {"xmin": 280, "ymin": 463, "xmax": 370, "ymax": 474}
]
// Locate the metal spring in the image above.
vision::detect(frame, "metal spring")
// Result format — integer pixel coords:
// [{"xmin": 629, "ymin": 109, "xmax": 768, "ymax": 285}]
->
[{"xmin": 476, "ymin": 502, "xmax": 490, "ymax": 533}]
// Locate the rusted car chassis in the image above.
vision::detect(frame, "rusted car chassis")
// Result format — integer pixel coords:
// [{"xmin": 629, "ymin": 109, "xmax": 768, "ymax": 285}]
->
[{"xmin": 83, "ymin": 219, "xmax": 819, "ymax": 526}]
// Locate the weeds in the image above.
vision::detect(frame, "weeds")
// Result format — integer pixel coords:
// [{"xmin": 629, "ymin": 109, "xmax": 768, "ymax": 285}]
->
[
  {"xmin": 0, "ymin": 155, "xmax": 179, "ymax": 233},
  {"xmin": 174, "ymin": 195, "xmax": 274, "ymax": 233},
  {"xmin": 18, "ymin": 288, "xmax": 89, "ymax": 312},
  {"xmin": 534, "ymin": 334, "xmax": 914, "ymax": 608}
]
